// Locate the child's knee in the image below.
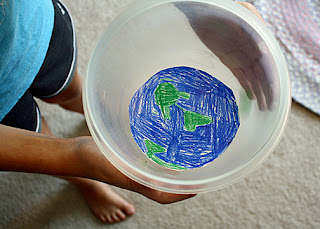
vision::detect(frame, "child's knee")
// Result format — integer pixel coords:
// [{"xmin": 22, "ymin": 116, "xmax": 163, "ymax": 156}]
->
[{"xmin": 42, "ymin": 73, "xmax": 82, "ymax": 105}]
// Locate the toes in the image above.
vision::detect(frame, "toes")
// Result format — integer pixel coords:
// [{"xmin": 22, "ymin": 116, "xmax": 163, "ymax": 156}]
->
[
  {"xmin": 100, "ymin": 215, "xmax": 107, "ymax": 223},
  {"xmin": 100, "ymin": 207, "xmax": 134, "ymax": 224},
  {"xmin": 102, "ymin": 211, "xmax": 127, "ymax": 224},
  {"xmin": 116, "ymin": 209, "xmax": 127, "ymax": 221},
  {"xmin": 106, "ymin": 215, "xmax": 113, "ymax": 224},
  {"xmin": 123, "ymin": 204, "xmax": 135, "ymax": 216},
  {"xmin": 112, "ymin": 213, "xmax": 120, "ymax": 222}
]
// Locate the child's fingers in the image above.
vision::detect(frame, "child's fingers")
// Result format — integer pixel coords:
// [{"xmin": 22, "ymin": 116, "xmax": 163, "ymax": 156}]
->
[{"xmin": 237, "ymin": 2, "xmax": 266, "ymax": 24}]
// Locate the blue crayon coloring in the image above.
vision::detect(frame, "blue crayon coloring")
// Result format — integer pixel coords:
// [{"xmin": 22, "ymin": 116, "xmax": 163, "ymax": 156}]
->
[{"xmin": 129, "ymin": 66, "xmax": 240, "ymax": 170}]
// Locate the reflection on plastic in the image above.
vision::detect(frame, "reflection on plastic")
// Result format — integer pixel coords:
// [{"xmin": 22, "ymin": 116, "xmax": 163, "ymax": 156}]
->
[{"xmin": 175, "ymin": 2, "xmax": 279, "ymax": 111}]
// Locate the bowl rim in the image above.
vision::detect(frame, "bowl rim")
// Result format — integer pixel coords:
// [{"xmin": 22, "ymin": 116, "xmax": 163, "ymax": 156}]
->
[{"xmin": 83, "ymin": 0, "xmax": 291, "ymax": 194}]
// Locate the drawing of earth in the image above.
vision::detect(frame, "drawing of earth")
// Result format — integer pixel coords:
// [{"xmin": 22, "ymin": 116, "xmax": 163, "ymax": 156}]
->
[{"xmin": 129, "ymin": 66, "xmax": 240, "ymax": 170}]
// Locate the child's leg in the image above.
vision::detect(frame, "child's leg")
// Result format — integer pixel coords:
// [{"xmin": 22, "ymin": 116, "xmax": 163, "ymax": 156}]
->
[
  {"xmin": 41, "ymin": 69, "xmax": 84, "ymax": 114},
  {"xmin": 30, "ymin": 0, "xmax": 83, "ymax": 114},
  {"xmin": 42, "ymin": 118, "xmax": 135, "ymax": 223}
]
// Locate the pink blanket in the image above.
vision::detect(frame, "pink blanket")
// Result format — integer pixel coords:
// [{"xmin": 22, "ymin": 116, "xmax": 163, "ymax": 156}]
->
[{"xmin": 247, "ymin": 0, "xmax": 320, "ymax": 114}]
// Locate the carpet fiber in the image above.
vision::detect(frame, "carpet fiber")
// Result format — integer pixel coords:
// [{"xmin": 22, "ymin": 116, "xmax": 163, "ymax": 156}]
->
[{"xmin": 0, "ymin": 1, "xmax": 319, "ymax": 228}]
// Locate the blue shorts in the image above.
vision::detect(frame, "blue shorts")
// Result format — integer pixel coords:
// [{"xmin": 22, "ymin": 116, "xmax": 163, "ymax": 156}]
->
[{"xmin": 0, "ymin": 0, "xmax": 77, "ymax": 133}]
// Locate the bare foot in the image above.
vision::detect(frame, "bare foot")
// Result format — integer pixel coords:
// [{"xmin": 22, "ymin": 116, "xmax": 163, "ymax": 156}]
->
[{"xmin": 67, "ymin": 177, "xmax": 135, "ymax": 223}]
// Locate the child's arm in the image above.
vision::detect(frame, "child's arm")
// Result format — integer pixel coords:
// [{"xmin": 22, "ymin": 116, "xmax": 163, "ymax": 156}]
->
[
  {"xmin": 0, "ymin": 124, "xmax": 194, "ymax": 203},
  {"xmin": 0, "ymin": 124, "xmax": 81, "ymax": 176}
]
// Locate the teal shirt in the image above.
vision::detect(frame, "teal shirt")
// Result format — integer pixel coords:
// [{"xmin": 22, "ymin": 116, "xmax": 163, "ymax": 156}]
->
[{"xmin": 0, "ymin": 0, "xmax": 54, "ymax": 120}]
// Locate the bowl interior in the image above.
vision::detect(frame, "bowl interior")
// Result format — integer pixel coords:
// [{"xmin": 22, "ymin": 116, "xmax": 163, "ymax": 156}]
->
[{"xmin": 84, "ymin": 0, "xmax": 290, "ymax": 193}]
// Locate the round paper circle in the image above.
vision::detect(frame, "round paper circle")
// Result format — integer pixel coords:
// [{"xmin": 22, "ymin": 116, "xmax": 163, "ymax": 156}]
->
[{"xmin": 129, "ymin": 66, "xmax": 240, "ymax": 170}]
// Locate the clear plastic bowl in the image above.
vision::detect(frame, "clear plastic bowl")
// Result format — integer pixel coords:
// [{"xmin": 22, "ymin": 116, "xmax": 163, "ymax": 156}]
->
[{"xmin": 83, "ymin": 0, "xmax": 291, "ymax": 194}]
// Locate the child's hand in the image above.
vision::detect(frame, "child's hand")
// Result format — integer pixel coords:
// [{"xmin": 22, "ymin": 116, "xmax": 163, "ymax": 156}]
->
[
  {"xmin": 176, "ymin": 2, "xmax": 279, "ymax": 111},
  {"xmin": 0, "ymin": 123, "xmax": 194, "ymax": 204},
  {"xmin": 73, "ymin": 136, "xmax": 196, "ymax": 204}
]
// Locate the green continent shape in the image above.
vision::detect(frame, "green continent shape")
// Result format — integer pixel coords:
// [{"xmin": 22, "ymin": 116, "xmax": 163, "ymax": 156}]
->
[
  {"xmin": 144, "ymin": 139, "xmax": 186, "ymax": 170},
  {"xmin": 184, "ymin": 111, "xmax": 213, "ymax": 132},
  {"xmin": 155, "ymin": 83, "xmax": 190, "ymax": 120},
  {"xmin": 144, "ymin": 139, "xmax": 166, "ymax": 155}
]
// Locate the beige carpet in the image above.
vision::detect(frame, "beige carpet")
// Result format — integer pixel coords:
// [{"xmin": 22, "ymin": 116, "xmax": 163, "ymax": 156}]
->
[{"xmin": 0, "ymin": 0, "xmax": 319, "ymax": 228}]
